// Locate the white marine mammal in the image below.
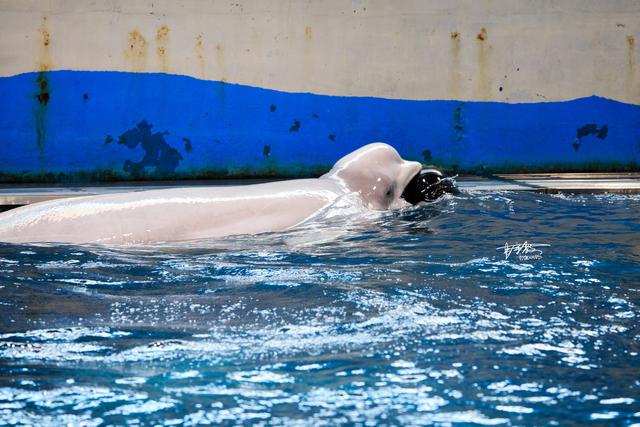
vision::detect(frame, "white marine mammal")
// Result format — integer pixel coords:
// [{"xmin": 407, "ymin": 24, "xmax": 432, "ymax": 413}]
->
[{"xmin": 0, "ymin": 143, "xmax": 422, "ymax": 244}]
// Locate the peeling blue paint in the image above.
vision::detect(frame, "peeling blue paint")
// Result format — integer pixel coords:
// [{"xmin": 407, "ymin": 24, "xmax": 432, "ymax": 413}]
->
[
  {"xmin": 574, "ymin": 123, "xmax": 610, "ymax": 151},
  {"xmin": 113, "ymin": 120, "xmax": 183, "ymax": 176},
  {"xmin": 0, "ymin": 71, "xmax": 639, "ymax": 181},
  {"xmin": 577, "ymin": 123, "xmax": 609, "ymax": 141},
  {"xmin": 182, "ymin": 137, "xmax": 193, "ymax": 153},
  {"xmin": 289, "ymin": 119, "xmax": 301, "ymax": 132}
]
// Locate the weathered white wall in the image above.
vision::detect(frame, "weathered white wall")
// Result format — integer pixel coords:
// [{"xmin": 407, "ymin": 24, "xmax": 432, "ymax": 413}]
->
[{"xmin": 0, "ymin": 0, "xmax": 638, "ymax": 103}]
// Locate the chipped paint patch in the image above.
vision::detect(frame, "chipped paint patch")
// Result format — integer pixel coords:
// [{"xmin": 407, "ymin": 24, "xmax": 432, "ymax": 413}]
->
[
  {"xmin": 33, "ymin": 72, "xmax": 50, "ymax": 163},
  {"xmin": 182, "ymin": 137, "xmax": 193, "ymax": 153},
  {"xmin": 577, "ymin": 124, "xmax": 608, "ymax": 141},
  {"xmin": 452, "ymin": 103, "xmax": 464, "ymax": 142},
  {"xmin": 114, "ymin": 120, "xmax": 183, "ymax": 177},
  {"xmin": 289, "ymin": 119, "xmax": 301, "ymax": 132}
]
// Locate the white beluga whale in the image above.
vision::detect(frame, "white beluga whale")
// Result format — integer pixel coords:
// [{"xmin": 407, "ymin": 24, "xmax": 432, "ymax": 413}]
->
[{"xmin": 0, "ymin": 143, "xmax": 447, "ymax": 245}]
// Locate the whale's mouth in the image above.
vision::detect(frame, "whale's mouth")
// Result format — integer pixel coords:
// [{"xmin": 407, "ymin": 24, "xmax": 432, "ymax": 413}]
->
[{"xmin": 401, "ymin": 169, "xmax": 458, "ymax": 204}]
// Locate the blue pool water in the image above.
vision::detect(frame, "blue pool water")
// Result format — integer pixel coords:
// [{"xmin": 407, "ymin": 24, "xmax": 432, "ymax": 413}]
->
[{"xmin": 0, "ymin": 191, "xmax": 639, "ymax": 426}]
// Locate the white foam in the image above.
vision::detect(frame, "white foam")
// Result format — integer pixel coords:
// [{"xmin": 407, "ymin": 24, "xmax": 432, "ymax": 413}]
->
[
  {"xmin": 600, "ymin": 397, "xmax": 635, "ymax": 405},
  {"xmin": 496, "ymin": 405, "xmax": 534, "ymax": 414},
  {"xmin": 227, "ymin": 370, "xmax": 294, "ymax": 384}
]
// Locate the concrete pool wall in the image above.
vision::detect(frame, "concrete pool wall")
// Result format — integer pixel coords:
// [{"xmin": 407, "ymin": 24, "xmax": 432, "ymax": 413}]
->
[{"xmin": 0, "ymin": 0, "xmax": 639, "ymax": 181}]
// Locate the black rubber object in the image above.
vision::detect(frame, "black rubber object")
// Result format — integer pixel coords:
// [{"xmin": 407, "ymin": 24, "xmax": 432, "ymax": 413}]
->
[{"xmin": 401, "ymin": 169, "xmax": 457, "ymax": 204}]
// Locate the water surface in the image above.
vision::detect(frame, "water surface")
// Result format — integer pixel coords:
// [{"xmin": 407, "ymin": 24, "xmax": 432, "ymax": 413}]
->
[{"xmin": 0, "ymin": 191, "xmax": 639, "ymax": 425}]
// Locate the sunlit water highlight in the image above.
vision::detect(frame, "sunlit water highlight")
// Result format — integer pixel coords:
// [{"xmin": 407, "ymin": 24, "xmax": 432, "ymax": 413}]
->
[{"xmin": 0, "ymin": 191, "xmax": 639, "ymax": 426}]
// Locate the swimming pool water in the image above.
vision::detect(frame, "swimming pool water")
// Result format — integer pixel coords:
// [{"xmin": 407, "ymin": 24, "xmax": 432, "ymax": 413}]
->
[{"xmin": 0, "ymin": 191, "xmax": 638, "ymax": 426}]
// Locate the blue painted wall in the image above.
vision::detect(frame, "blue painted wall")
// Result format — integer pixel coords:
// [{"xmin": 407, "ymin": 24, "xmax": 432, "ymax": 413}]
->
[{"xmin": 0, "ymin": 71, "xmax": 639, "ymax": 182}]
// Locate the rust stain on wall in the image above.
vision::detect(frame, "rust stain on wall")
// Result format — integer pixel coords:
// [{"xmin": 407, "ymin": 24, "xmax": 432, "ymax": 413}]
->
[
  {"xmin": 37, "ymin": 16, "xmax": 52, "ymax": 72},
  {"xmin": 34, "ymin": 16, "xmax": 52, "ymax": 166},
  {"xmin": 195, "ymin": 34, "xmax": 205, "ymax": 77},
  {"xmin": 476, "ymin": 27, "xmax": 491, "ymax": 101},
  {"xmin": 156, "ymin": 25, "xmax": 170, "ymax": 72},
  {"xmin": 303, "ymin": 26, "xmax": 314, "ymax": 84},
  {"xmin": 449, "ymin": 31, "xmax": 462, "ymax": 100},
  {"xmin": 215, "ymin": 43, "xmax": 227, "ymax": 82},
  {"xmin": 215, "ymin": 44, "xmax": 224, "ymax": 65},
  {"xmin": 40, "ymin": 23, "xmax": 50, "ymax": 47},
  {"xmin": 213, "ymin": 43, "xmax": 228, "ymax": 101},
  {"xmin": 476, "ymin": 27, "xmax": 487, "ymax": 41},
  {"xmin": 627, "ymin": 35, "xmax": 636, "ymax": 95},
  {"xmin": 124, "ymin": 30, "xmax": 148, "ymax": 71}
]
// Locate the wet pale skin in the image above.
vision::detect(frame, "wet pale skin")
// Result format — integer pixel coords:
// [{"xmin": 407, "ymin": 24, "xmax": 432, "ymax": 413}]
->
[{"xmin": 0, "ymin": 143, "xmax": 421, "ymax": 244}]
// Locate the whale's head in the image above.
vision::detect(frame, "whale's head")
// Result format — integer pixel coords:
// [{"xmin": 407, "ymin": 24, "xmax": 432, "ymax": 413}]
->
[{"xmin": 322, "ymin": 143, "xmax": 422, "ymax": 210}]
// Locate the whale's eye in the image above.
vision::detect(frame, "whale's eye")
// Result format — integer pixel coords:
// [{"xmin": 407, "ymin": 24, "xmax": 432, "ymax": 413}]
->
[{"xmin": 385, "ymin": 187, "xmax": 393, "ymax": 198}]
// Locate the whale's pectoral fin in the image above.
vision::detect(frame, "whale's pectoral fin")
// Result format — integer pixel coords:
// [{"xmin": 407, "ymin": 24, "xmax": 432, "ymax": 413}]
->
[{"xmin": 401, "ymin": 169, "xmax": 458, "ymax": 204}]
